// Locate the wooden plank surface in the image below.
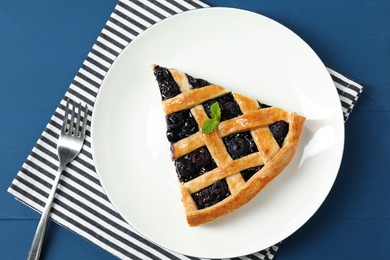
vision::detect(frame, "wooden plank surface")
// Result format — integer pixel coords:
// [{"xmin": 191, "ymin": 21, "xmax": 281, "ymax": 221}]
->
[{"xmin": 1, "ymin": 0, "xmax": 389, "ymax": 259}]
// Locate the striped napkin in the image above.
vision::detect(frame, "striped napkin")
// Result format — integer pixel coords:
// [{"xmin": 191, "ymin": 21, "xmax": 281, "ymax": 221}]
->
[{"xmin": 8, "ymin": 0, "xmax": 363, "ymax": 259}]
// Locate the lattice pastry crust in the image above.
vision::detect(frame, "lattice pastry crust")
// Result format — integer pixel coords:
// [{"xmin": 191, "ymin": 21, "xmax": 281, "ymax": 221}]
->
[{"xmin": 153, "ymin": 65, "xmax": 305, "ymax": 226}]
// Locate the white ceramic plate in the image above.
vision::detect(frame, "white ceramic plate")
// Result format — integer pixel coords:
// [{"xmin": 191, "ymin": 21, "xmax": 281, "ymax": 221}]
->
[{"xmin": 91, "ymin": 8, "xmax": 344, "ymax": 258}]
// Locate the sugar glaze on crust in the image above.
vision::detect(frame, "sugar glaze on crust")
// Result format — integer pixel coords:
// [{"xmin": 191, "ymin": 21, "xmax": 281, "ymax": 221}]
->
[{"xmin": 153, "ymin": 65, "xmax": 305, "ymax": 226}]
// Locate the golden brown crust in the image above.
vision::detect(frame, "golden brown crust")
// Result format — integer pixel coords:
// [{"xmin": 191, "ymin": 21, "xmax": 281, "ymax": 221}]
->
[
  {"xmin": 183, "ymin": 153, "xmax": 262, "ymax": 193},
  {"xmin": 171, "ymin": 107, "xmax": 289, "ymax": 160},
  {"xmin": 191, "ymin": 105, "xmax": 232, "ymax": 166},
  {"xmin": 154, "ymin": 66, "xmax": 306, "ymax": 226},
  {"xmin": 171, "ymin": 132, "xmax": 205, "ymax": 160},
  {"xmin": 169, "ymin": 69, "xmax": 192, "ymax": 93},
  {"xmin": 218, "ymin": 108, "xmax": 290, "ymax": 135},
  {"xmin": 252, "ymin": 127, "xmax": 280, "ymax": 163},
  {"xmin": 162, "ymin": 85, "xmax": 229, "ymax": 115},
  {"xmin": 185, "ymin": 113, "xmax": 305, "ymax": 226}
]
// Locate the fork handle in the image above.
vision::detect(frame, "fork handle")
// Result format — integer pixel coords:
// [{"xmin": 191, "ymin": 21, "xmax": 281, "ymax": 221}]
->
[{"xmin": 27, "ymin": 164, "xmax": 65, "ymax": 260}]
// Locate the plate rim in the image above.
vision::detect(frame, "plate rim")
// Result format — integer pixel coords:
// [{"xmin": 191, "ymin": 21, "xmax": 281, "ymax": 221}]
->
[{"xmin": 91, "ymin": 7, "xmax": 345, "ymax": 258}]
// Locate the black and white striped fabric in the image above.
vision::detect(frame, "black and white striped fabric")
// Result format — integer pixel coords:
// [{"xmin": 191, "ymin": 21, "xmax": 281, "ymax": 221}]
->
[
  {"xmin": 8, "ymin": 0, "xmax": 363, "ymax": 259},
  {"xmin": 326, "ymin": 67, "xmax": 363, "ymax": 121}
]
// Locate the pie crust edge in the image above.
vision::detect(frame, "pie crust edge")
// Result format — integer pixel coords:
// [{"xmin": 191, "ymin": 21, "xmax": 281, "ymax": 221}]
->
[
  {"xmin": 153, "ymin": 65, "xmax": 306, "ymax": 226},
  {"xmin": 183, "ymin": 113, "xmax": 305, "ymax": 226}
]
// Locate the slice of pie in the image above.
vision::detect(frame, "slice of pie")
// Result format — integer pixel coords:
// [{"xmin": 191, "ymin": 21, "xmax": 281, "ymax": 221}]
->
[{"xmin": 153, "ymin": 65, "xmax": 305, "ymax": 226}]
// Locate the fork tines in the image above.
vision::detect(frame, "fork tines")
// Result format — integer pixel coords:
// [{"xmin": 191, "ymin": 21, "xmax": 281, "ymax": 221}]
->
[{"xmin": 62, "ymin": 98, "xmax": 88, "ymax": 137}]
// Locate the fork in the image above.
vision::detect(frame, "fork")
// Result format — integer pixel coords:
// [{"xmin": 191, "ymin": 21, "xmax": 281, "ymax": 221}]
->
[{"xmin": 27, "ymin": 98, "xmax": 88, "ymax": 260}]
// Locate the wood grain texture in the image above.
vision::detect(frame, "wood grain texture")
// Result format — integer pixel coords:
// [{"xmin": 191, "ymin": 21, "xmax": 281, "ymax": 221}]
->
[{"xmin": 1, "ymin": 0, "xmax": 389, "ymax": 259}]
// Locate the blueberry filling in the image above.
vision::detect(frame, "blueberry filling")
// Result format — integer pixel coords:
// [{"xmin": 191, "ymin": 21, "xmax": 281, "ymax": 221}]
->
[
  {"xmin": 154, "ymin": 66, "xmax": 181, "ymax": 101},
  {"xmin": 175, "ymin": 147, "xmax": 217, "ymax": 183},
  {"xmin": 186, "ymin": 74, "xmax": 210, "ymax": 88},
  {"xmin": 203, "ymin": 93, "xmax": 242, "ymax": 121},
  {"xmin": 241, "ymin": 165, "xmax": 264, "ymax": 181},
  {"xmin": 192, "ymin": 179, "xmax": 230, "ymax": 209},
  {"xmin": 166, "ymin": 109, "xmax": 198, "ymax": 143},
  {"xmin": 223, "ymin": 131, "xmax": 258, "ymax": 160},
  {"xmin": 269, "ymin": 120, "xmax": 289, "ymax": 147},
  {"xmin": 258, "ymin": 101, "xmax": 271, "ymax": 109},
  {"xmin": 191, "ymin": 147, "xmax": 211, "ymax": 167}
]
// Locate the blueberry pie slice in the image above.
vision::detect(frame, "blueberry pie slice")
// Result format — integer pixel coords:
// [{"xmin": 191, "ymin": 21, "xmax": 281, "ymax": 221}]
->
[{"xmin": 153, "ymin": 65, "xmax": 306, "ymax": 226}]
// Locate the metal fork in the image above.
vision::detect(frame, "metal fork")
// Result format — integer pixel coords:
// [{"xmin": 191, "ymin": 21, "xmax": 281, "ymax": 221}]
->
[{"xmin": 28, "ymin": 98, "xmax": 88, "ymax": 260}]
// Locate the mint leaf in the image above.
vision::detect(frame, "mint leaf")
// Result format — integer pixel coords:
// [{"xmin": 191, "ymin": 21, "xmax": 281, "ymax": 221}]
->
[
  {"xmin": 211, "ymin": 119, "xmax": 220, "ymax": 129},
  {"xmin": 210, "ymin": 102, "xmax": 221, "ymax": 121},
  {"xmin": 202, "ymin": 118, "xmax": 219, "ymax": 134},
  {"xmin": 201, "ymin": 118, "xmax": 216, "ymax": 134},
  {"xmin": 202, "ymin": 102, "xmax": 222, "ymax": 134}
]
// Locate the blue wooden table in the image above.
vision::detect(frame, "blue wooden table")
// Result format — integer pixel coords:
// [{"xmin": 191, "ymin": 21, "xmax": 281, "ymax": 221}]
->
[{"xmin": 1, "ymin": 0, "xmax": 389, "ymax": 259}]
